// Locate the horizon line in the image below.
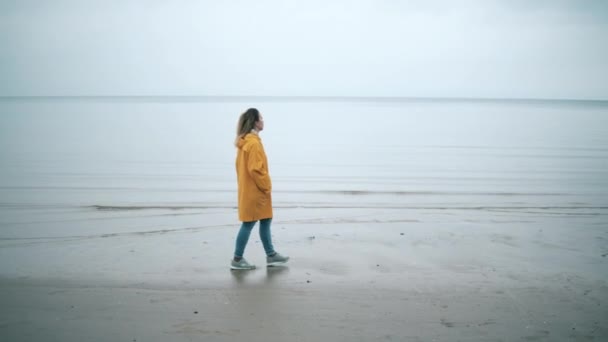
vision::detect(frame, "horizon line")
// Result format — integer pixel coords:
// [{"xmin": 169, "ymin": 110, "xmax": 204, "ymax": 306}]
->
[{"xmin": 1, "ymin": 95, "xmax": 607, "ymax": 103}]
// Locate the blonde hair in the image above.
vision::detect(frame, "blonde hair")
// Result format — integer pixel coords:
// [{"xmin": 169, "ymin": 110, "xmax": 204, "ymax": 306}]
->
[{"xmin": 234, "ymin": 108, "xmax": 260, "ymax": 146}]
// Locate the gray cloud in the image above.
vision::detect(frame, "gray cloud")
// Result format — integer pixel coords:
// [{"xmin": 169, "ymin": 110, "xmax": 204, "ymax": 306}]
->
[{"xmin": 1, "ymin": 0, "xmax": 607, "ymax": 99}]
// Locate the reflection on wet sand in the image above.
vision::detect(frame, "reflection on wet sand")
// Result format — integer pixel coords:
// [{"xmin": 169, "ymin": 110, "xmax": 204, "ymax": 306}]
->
[{"xmin": 229, "ymin": 265, "xmax": 290, "ymax": 286}]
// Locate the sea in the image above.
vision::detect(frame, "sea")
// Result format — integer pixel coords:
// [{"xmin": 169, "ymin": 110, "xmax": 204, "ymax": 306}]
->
[{"xmin": 1, "ymin": 96, "xmax": 607, "ymax": 241}]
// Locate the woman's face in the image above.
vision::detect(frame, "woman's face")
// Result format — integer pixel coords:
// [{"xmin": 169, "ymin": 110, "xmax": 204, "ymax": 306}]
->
[{"xmin": 255, "ymin": 114, "xmax": 264, "ymax": 131}]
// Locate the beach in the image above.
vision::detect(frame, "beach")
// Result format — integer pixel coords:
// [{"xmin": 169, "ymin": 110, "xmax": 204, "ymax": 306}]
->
[
  {"xmin": 1, "ymin": 205, "xmax": 607, "ymax": 341},
  {"xmin": 1, "ymin": 97, "xmax": 607, "ymax": 341}
]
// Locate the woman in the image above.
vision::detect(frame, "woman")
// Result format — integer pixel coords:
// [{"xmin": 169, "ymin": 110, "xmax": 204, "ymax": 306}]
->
[{"xmin": 231, "ymin": 108, "xmax": 289, "ymax": 270}]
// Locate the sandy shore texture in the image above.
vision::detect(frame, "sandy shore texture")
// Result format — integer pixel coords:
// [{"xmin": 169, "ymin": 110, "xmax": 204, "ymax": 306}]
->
[{"xmin": 1, "ymin": 205, "xmax": 607, "ymax": 341}]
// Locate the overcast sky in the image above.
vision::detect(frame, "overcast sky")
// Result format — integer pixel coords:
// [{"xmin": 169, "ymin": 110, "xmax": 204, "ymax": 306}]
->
[{"xmin": 1, "ymin": 0, "xmax": 607, "ymax": 99}]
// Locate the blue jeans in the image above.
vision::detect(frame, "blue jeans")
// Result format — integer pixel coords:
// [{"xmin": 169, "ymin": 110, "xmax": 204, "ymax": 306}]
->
[{"xmin": 234, "ymin": 218, "xmax": 275, "ymax": 258}]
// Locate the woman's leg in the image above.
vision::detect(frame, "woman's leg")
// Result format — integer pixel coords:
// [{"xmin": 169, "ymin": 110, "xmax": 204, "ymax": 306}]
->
[
  {"xmin": 234, "ymin": 221, "xmax": 257, "ymax": 259},
  {"xmin": 259, "ymin": 218, "xmax": 276, "ymax": 256}
]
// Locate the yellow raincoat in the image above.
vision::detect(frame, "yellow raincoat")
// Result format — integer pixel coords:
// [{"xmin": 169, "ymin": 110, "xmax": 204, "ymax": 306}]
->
[{"xmin": 236, "ymin": 133, "xmax": 273, "ymax": 221}]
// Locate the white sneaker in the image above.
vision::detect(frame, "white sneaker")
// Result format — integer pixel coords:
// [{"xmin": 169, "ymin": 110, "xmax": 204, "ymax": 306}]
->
[
  {"xmin": 230, "ymin": 258, "xmax": 256, "ymax": 270},
  {"xmin": 266, "ymin": 252, "xmax": 290, "ymax": 267}
]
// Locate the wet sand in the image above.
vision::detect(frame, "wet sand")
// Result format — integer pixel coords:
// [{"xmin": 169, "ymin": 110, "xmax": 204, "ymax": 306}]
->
[{"xmin": 1, "ymin": 206, "xmax": 607, "ymax": 341}]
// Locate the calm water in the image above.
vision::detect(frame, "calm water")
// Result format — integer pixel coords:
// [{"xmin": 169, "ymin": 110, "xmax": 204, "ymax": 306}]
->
[{"xmin": 1, "ymin": 97, "xmax": 607, "ymax": 239}]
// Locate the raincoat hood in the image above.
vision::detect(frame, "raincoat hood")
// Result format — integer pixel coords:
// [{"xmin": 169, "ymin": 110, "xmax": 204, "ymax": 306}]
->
[{"xmin": 236, "ymin": 133, "xmax": 260, "ymax": 150}]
